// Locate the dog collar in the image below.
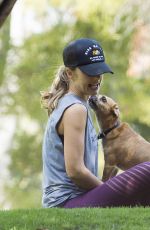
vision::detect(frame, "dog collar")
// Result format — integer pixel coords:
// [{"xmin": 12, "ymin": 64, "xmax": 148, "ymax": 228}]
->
[{"xmin": 98, "ymin": 121, "xmax": 120, "ymax": 139}]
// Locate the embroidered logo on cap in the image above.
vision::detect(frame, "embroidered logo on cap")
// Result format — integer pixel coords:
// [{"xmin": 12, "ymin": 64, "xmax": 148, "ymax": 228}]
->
[
  {"xmin": 84, "ymin": 44, "xmax": 104, "ymax": 63},
  {"xmin": 92, "ymin": 50, "xmax": 100, "ymax": 56}
]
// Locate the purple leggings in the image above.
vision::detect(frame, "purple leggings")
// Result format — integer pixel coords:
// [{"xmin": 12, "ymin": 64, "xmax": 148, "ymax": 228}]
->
[{"xmin": 63, "ymin": 162, "xmax": 150, "ymax": 208}]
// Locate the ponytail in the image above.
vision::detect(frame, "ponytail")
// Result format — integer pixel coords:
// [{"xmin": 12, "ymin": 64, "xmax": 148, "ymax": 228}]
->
[{"xmin": 41, "ymin": 66, "xmax": 70, "ymax": 115}]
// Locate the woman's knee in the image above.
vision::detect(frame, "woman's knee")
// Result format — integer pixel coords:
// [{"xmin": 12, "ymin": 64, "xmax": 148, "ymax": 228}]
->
[{"xmin": 131, "ymin": 162, "xmax": 150, "ymax": 181}]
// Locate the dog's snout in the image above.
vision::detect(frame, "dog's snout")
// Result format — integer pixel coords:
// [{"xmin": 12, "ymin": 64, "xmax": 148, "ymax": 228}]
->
[
  {"xmin": 88, "ymin": 96, "xmax": 98, "ymax": 109},
  {"xmin": 90, "ymin": 96, "xmax": 98, "ymax": 102},
  {"xmin": 101, "ymin": 96, "xmax": 107, "ymax": 103}
]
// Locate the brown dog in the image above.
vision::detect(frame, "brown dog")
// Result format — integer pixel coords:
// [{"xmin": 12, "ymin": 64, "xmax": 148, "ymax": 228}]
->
[{"xmin": 89, "ymin": 95, "xmax": 150, "ymax": 181}]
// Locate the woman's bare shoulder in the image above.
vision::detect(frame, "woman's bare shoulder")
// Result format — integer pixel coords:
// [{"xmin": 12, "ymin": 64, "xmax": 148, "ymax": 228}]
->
[
  {"xmin": 63, "ymin": 103, "xmax": 87, "ymax": 129},
  {"xmin": 64, "ymin": 103, "xmax": 87, "ymax": 118}
]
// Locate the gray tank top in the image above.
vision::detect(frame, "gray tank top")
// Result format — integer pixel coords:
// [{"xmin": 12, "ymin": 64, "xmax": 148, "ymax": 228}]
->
[{"xmin": 42, "ymin": 93, "xmax": 98, "ymax": 207}]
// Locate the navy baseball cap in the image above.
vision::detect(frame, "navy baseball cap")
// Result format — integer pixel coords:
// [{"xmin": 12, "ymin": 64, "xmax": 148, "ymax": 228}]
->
[{"xmin": 63, "ymin": 38, "xmax": 114, "ymax": 76}]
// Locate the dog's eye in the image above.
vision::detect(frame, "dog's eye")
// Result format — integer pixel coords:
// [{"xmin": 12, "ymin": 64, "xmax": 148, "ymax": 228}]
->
[{"xmin": 101, "ymin": 96, "xmax": 107, "ymax": 103}]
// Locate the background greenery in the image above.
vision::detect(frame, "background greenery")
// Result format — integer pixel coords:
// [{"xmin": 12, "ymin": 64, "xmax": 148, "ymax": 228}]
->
[{"xmin": 0, "ymin": 0, "xmax": 149, "ymax": 209}]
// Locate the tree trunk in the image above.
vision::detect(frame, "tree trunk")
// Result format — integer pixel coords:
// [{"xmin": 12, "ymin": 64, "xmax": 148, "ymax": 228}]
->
[
  {"xmin": 0, "ymin": 0, "xmax": 17, "ymax": 28},
  {"xmin": 0, "ymin": 18, "xmax": 10, "ymax": 86}
]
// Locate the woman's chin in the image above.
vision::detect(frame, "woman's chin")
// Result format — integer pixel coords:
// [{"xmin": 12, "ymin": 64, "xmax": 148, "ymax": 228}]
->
[{"xmin": 89, "ymin": 90, "xmax": 98, "ymax": 96}]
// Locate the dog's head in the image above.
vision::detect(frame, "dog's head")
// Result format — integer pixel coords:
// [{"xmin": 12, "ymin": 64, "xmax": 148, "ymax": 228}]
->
[{"xmin": 89, "ymin": 95, "xmax": 120, "ymax": 127}]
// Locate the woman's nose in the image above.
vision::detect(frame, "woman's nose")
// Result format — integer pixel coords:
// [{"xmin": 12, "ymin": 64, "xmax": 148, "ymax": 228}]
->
[{"xmin": 91, "ymin": 76, "xmax": 101, "ymax": 81}]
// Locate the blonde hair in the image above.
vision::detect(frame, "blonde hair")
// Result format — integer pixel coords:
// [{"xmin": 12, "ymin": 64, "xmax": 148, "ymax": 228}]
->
[{"xmin": 41, "ymin": 66, "xmax": 74, "ymax": 115}]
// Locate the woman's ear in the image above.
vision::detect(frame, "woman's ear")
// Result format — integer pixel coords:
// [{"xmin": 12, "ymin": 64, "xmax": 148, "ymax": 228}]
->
[{"xmin": 66, "ymin": 67, "xmax": 73, "ymax": 80}]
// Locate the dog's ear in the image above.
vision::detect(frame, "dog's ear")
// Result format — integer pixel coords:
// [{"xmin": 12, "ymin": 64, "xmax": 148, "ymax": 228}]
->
[{"xmin": 112, "ymin": 105, "xmax": 120, "ymax": 117}]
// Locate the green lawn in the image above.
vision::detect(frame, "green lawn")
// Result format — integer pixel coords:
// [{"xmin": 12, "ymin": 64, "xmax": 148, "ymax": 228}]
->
[{"xmin": 0, "ymin": 207, "xmax": 150, "ymax": 230}]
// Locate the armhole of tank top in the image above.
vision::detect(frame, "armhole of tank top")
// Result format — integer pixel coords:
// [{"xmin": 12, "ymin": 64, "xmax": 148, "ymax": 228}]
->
[{"xmin": 56, "ymin": 102, "xmax": 88, "ymax": 145}]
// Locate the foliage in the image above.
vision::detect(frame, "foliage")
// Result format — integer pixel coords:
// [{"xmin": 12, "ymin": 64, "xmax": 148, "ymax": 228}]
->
[
  {"xmin": 2, "ymin": 23, "xmax": 70, "ymax": 208},
  {"xmin": 5, "ymin": 127, "xmax": 42, "ymax": 208},
  {"xmin": 6, "ymin": 24, "xmax": 69, "ymax": 120}
]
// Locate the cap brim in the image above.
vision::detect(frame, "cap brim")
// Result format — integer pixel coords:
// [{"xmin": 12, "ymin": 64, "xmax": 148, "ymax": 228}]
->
[{"xmin": 78, "ymin": 62, "xmax": 114, "ymax": 76}]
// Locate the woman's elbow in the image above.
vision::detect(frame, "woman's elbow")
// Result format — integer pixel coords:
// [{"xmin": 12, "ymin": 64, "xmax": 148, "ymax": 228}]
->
[{"xmin": 66, "ymin": 166, "xmax": 85, "ymax": 180}]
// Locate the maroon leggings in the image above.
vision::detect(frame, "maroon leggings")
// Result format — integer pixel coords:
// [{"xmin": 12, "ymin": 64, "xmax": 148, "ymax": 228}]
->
[{"xmin": 63, "ymin": 162, "xmax": 150, "ymax": 208}]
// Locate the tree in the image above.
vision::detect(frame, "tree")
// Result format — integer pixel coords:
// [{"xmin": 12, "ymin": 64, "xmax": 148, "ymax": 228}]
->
[
  {"xmin": 0, "ymin": 0, "xmax": 17, "ymax": 28},
  {"xmin": 0, "ymin": 19, "xmax": 10, "ymax": 86}
]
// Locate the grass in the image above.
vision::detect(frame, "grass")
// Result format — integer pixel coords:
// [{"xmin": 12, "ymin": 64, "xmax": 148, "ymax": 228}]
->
[{"xmin": 0, "ymin": 207, "xmax": 150, "ymax": 230}]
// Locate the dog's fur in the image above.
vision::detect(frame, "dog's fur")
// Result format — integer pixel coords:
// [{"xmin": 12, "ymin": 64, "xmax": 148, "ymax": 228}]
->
[{"xmin": 89, "ymin": 95, "xmax": 150, "ymax": 181}]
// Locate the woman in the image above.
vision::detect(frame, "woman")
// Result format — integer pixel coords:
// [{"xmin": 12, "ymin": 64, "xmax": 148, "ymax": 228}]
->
[{"xmin": 41, "ymin": 38, "xmax": 150, "ymax": 208}]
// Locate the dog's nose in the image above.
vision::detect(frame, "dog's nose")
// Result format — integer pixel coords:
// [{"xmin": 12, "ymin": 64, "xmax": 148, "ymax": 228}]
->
[
  {"xmin": 100, "ymin": 96, "xmax": 107, "ymax": 103},
  {"xmin": 89, "ymin": 95, "xmax": 98, "ymax": 102},
  {"xmin": 88, "ymin": 96, "xmax": 98, "ymax": 109}
]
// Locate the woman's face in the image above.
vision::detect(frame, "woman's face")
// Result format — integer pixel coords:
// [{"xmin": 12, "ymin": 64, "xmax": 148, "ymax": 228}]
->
[{"xmin": 68, "ymin": 67, "xmax": 103, "ymax": 100}]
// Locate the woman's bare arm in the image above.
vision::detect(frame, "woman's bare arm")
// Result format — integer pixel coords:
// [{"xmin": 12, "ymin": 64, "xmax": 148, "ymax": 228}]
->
[{"xmin": 62, "ymin": 103, "xmax": 103, "ymax": 190}]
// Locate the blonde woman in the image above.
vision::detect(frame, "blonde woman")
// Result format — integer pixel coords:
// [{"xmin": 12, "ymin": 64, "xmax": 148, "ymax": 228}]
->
[{"xmin": 41, "ymin": 38, "xmax": 150, "ymax": 208}]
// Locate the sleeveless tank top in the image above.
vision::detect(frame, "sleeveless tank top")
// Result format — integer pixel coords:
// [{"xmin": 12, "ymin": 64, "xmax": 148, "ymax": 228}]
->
[{"xmin": 42, "ymin": 93, "xmax": 98, "ymax": 207}]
